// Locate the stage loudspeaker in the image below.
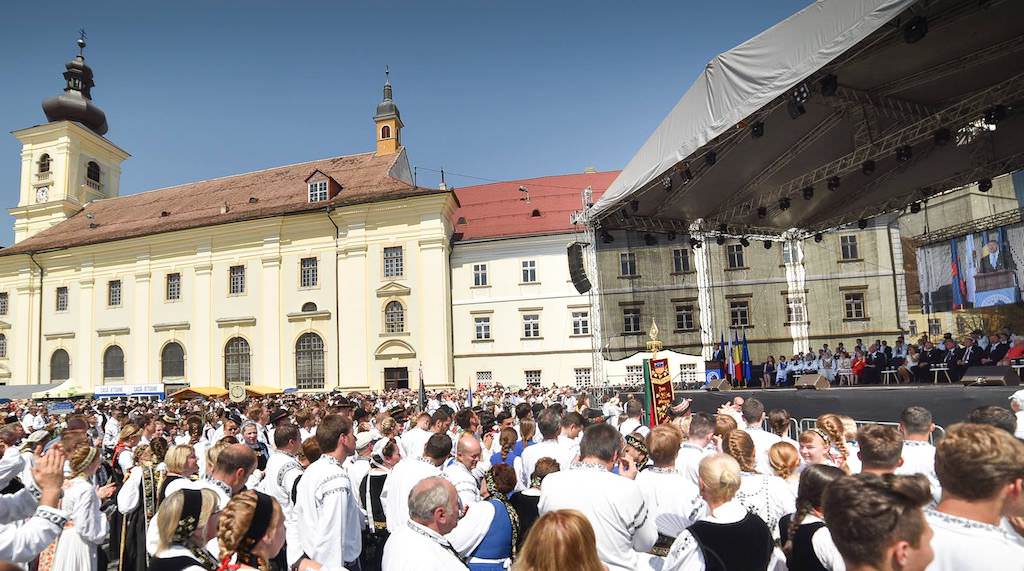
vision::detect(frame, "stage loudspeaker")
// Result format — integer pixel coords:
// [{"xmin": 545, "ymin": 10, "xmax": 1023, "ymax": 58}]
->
[
  {"xmin": 960, "ymin": 366, "xmax": 1021, "ymax": 386},
  {"xmin": 795, "ymin": 374, "xmax": 830, "ymax": 390},
  {"xmin": 707, "ymin": 378, "xmax": 731, "ymax": 392},
  {"xmin": 567, "ymin": 242, "xmax": 592, "ymax": 294}
]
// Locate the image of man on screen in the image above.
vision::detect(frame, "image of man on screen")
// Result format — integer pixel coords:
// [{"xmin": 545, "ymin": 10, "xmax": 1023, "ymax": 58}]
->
[{"xmin": 979, "ymin": 239, "xmax": 1015, "ymax": 273}]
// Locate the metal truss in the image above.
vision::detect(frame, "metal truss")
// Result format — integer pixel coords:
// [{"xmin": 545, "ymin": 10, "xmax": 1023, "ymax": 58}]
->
[
  {"xmin": 597, "ymin": 212, "xmax": 783, "ymax": 240},
  {"xmin": 913, "ymin": 208, "xmax": 1023, "ymax": 246},
  {"xmin": 833, "ymin": 85, "xmax": 936, "ymax": 122},
  {"xmin": 875, "ymin": 33, "xmax": 1024, "ymax": 97}
]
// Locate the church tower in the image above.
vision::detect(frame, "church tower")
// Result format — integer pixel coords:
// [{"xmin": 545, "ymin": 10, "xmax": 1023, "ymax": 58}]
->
[
  {"xmin": 374, "ymin": 68, "xmax": 403, "ymax": 156},
  {"xmin": 9, "ymin": 34, "xmax": 129, "ymax": 244}
]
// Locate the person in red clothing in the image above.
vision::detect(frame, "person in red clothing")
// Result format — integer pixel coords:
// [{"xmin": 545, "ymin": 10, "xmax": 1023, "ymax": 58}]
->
[{"xmin": 998, "ymin": 338, "xmax": 1024, "ymax": 365}]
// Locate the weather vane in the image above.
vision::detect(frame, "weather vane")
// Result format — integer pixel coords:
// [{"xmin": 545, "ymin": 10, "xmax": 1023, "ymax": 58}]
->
[
  {"xmin": 77, "ymin": 28, "xmax": 87, "ymax": 56},
  {"xmin": 385, "ymin": 65, "xmax": 390, "ymax": 81}
]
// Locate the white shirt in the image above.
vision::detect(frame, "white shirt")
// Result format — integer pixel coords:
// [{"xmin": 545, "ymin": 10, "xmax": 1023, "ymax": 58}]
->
[
  {"xmin": 742, "ymin": 425, "xmax": 782, "ymax": 474},
  {"xmin": 295, "ymin": 455, "xmax": 364, "ymax": 567},
  {"xmin": 59, "ymin": 477, "xmax": 109, "ymax": 546},
  {"xmin": 657, "ymin": 500, "xmax": 778, "ymax": 571},
  {"xmin": 674, "ymin": 443, "xmax": 711, "ymax": 487},
  {"xmin": 382, "ymin": 520, "xmax": 466, "ymax": 571},
  {"xmin": 925, "ymin": 508, "xmax": 1024, "ymax": 570},
  {"xmin": 381, "ymin": 457, "xmax": 442, "ymax": 533},
  {"xmin": 556, "ymin": 434, "xmax": 580, "ymax": 468},
  {"xmin": 518, "ymin": 439, "xmax": 562, "ymax": 489},
  {"xmin": 799, "ymin": 514, "xmax": 846, "ymax": 571},
  {"xmin": 619, "ymin": 418, "xmax": 649, "ymax": 438},
  {"xmin": 401, "ymin": 427, "xmax": 432, "ymax": 460},
  {"xmin": 540, "ymin": 463, "xmax": 657, "ymax": 571},
  {"xmin": 1015, "ymin": 411, "xmax": 1024, "ymax": 440},
  {"xmin": 0, "ymin": 505, "xmax": 69, "ymax": 563},
  {"xmin": 256, "ymin": 450, "xmax": 304, "ymax": 565},
  {"xmin": 734, "ymin": 472, "xmax": 796, "ymax": 542},
  {"xmin": 635, "ymin": 467, "xmax": 705, "ymax": 536},
  {"xmin": 896, "ymin": 440, "xmax": 942, "ymax": 504},
  {"xmin": 103, "ymin": 418, "xmax": 121, "ymax": 448}
]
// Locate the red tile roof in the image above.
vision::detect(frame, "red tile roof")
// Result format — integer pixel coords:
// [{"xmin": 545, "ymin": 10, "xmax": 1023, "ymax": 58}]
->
[
  {"xmin": 451, "ymin": 171, "xmax": 618, "ymax": 241},
  {"xmin": 4, "ymin": 150, "xmax": 444, "ymax": 255}
]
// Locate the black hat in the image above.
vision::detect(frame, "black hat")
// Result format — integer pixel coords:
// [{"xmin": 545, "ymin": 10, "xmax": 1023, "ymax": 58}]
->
[
  {"xmin": 585, "ymin": 408, "xmax": 604, "ymax": 419},
  {"xmin": 4, "ymin": 415, "xmax": 19, "ymax": 426},
  {"xmin": 268, "ymin": 408, "xmax": 290, "ymax": 425},
  {"xmin": 354, "ymin": 408, "xmax": 370, "ymax": 422}
]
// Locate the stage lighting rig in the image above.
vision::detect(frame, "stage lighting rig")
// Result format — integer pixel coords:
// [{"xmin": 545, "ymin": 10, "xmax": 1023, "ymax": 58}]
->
[
  {"xmin": 740, "ymin": 238, "xmax": 750, "ymax": 247},
  {"xmin": 718, "ymin": 223, "xmax": 728, "ymax": 233},
  {"xmin": 788, "ymin": 82, "xmax": 810, "ymax": 119},
  {"xmin": 814, "ymin": 233, "xmax": 823, "ymax": 243},
  {"xmin": 909, "ymin": 202, "xmax": 921, "ymax": 214},
  {"xmin": 601, "ymin": 231, "xmax": 614, "ymax": 243},
  {"xmin": 984, "ymin": 105, "xmax": 1007, "ymax": 126},
  {"xmin": 858, "ymin": 218, "xmax": 868, "ymax": 229},
  {"xmin": 862, "ymin": 160, "xmax": 876, "ymax": 175},
  {"xmin": 630, "ymin": 200, "xmax": 640, "ymax": 212},
  {"xmin": 763, "ymin": 240, "xmax": 772, "ymax": 249},
  {"xmin": 933, "ymin": 128, "xmax": 951, "ymax": 146},
  {"xmin": 819, "ymin": 74, "xmax": 838, "ymax": 97},
  {"xmin": 644, "ymin": 233, "xmax": 658, "ymax": 246},
  {"xmin": 902, "ymin": 15, "xmax": 928, "ymax": 44},
  {"xmin": 662, "ymin": 176, "xmax": 673, "ymax": 191},
  {"xmin": 681, "ymin": 167, "xmax": 693, "ymax": 184},
  {"xmin": 896, "ymin": 145, "xmax": 912, "ymax": 162},
  {"xmin": 716, "ymin": 235, "xmax": 725, "ymax": 245},
  {"xmin": 802, "ymin": 186, "xmax": 814, "ymax": 200},
  {"xmin": 751, "ymin": 121, "xmax": 764, "ymax": 138},
  {"xmin": 705, "ymin": 151, "xmax": 717, "ymax": 166},
  {"xmin": 827, "ymin": 176, "xmax": 840, "ymax": 191},
  {"xmin": 757, "ymin": 206, "xmax": 767, "ymax": 219},
  {"xmin": 779, "ymin": 197, "xmax": 791, "ymax": 210},
  {"xmin": 978, "ymin": 178, "xmax": 992, "ymax": 192},
  {"xmin": 667, "ymin": 231, "xmax": 677, "ymax": 241}
]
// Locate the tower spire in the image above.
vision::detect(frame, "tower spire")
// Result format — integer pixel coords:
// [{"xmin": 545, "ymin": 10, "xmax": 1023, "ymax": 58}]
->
[
  {"xmin": 41, "ymin": 32, "xmax": 108, "ymax": 135},
  {"xmin": 374, "ymin": 67, "xmax": 403, "ymax": 156},
  {"xmin": 383, "ymin": 65, "xmax": 393, "ymax": 102}
]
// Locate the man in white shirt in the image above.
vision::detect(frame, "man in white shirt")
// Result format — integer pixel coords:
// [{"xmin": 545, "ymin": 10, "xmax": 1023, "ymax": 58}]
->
[
  {"xmin": 675, "ymin": 412, "xmax": 715, "ymax": 486},
  {"xmin": 519, "ymin": 407, "xmax": 563, "ymax": 488},
  {"xmin": 618, "ymin": 399, "xmax": 649, "ymax": 438},
  {"xmin": 443, "ymin": 433, "xmax": 482, "ymax": 507},
  {"xmin": 381, "ymin": 476, "xmax": 465, "ymax": 571},
  {"xmin": 402, "ymin": 412, "xmax": 441, "ymax": 460},
  {"xmin": 257, "ymin": 424, "xmax": 305, "ymax": 567},
  {"xmin": 896, "ymin": 406, "xmax": 942, "ymax": 503},
  {"xmin": 540, "ymin": 423, "xmax": 657, "ymax": 571},
  {"xmin": 556, "ymin": 411, "xmax": 584, "ymax": 468},
  {"xmin": 295, "ymin": 414, "xmax": 364, "ymax": 570},
  {"xmin": 925, "ymin": 423, "xmax": 1024, "ymax": 570},
  {"xmin": 1009, "ymin": 390, "xmax": 1024, "ymax": 440},
  {"xmin": 739, "ymin": 398, "xmax": 781, "ymax": 474},
  {"xmin": 382, "ymin": 433, "xmax": 452, "ymax": 532}
]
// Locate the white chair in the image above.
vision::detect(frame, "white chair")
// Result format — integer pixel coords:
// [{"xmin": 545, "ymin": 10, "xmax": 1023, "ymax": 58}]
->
[
  {"xmin": 881, "ymin": 369, "xmax": 898, "ymax": 385},
  {"xmin": 931, "ymin": 365, "xmax": 952, "ymax": 384},
  {"xmin": 837, "ymin": 368, "xmax": 854, "ymax": 386}
]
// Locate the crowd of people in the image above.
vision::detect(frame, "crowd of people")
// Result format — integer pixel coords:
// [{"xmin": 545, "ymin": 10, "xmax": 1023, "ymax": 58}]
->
[
  {"xmin": 735, "ymin": 329, "xmax": 1024, "ymax": 387},
  {"xmin": 0, "ymin": 382, "xmax": 1021, "ymax": 570}
]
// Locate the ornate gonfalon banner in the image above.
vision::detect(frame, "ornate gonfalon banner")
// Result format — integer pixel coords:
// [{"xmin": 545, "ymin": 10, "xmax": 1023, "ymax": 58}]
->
[{"xmin": 646, "ymin": 357, "xmax": 674, "ymax": 425}]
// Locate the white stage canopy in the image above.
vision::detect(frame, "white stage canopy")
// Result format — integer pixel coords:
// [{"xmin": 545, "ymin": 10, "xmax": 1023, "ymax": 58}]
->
[{"xmin": 592, "ymin": 0, "xmax": 1024, "ymax": 236}]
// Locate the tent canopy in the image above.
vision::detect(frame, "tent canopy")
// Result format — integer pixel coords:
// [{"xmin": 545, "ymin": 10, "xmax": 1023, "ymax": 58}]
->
[
  {"xmin": 168, "ymin": 387, "xmax": 228, "ymax": 400},
  {"xmin": 32, "ymin": 380, "xmax": 91, "ymax": 400},
  {"xmin": 592, "ymin": 0, "xmax": 1024, "ymax": 236},
  {"xmin": 245, "ymin": 385, "xmax": 282, "ymax": 396}
]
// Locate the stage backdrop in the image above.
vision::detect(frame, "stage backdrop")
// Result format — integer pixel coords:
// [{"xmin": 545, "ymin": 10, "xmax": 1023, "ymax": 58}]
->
[{"xmin": 917, "ymin": 222, "xmax": 1023, "ymax": 311}]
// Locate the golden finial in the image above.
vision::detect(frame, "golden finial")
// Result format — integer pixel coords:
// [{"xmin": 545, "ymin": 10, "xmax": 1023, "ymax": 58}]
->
[{"xmin": 647, "ymin": 320, "xmax": 663, "ymax": 355}]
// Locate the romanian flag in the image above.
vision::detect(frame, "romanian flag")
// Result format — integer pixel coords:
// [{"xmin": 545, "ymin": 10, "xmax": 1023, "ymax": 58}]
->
[
  {"xmin": 950, "ymin": 238, "xmax": 966, "ymax": 309},
  {"xmin": 733, "ymin": 331, "xmax": 743, "ymax": 382}
]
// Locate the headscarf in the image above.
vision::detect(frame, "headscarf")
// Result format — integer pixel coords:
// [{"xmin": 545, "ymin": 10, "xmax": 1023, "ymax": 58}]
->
[{"xmin": 484, "ymin": 469, "xmax": 520, "ymax": 558}]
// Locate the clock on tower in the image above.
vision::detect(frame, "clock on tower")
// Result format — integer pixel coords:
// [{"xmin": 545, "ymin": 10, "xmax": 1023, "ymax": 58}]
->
[{"xmin": 35, "ymin": 186, "xmax": 49, "ymax": 203}]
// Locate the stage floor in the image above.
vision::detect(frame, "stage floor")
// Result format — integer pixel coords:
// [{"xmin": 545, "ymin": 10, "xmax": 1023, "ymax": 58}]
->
[{"xmin": 665, "ymin": 384, "xmax": 1020, "ymax": 427}]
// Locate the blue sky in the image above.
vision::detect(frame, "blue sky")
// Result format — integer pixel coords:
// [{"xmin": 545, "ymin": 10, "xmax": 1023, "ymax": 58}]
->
[{"xmin": 0, "ymin": 1, "xmax": 809, "ymax": 246}]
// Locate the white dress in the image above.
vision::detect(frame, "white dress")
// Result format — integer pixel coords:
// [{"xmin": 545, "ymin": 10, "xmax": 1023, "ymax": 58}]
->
[
  {"xmin": 734, "ymin": 472, "xmax": 796, "ymax": 542},
  {"xmin": 51, "ymin": 477, "xmax": 108, "ymax": 571}
]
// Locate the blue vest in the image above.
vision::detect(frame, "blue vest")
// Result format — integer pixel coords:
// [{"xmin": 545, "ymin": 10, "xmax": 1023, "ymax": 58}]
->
[{"xmin": 468, "ymin": 499, "xmax": 513, "ymax": 571}]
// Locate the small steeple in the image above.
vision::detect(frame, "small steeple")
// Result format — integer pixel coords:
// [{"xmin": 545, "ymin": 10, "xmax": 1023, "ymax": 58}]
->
[
  {"xmin": 374, "ymin": 66, "xmax": 403, "ymax": 156},
  {"xmin": 41, "ymin": 31, "xmax": 109, "ymax": 135}
]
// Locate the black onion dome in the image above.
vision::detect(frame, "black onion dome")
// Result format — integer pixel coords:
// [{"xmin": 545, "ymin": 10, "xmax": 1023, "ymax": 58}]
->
[
  {"xmin": 41, "ymin": 38, "xmax": 108, "ymax": 135},
  {"xmin": 374, "ymin": 79, "xmax": 400, "ymax": 120}
]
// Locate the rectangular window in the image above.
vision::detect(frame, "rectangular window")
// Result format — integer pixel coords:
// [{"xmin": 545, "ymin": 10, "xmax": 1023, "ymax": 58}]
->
[
  {"xmin": 473, "ymin": 264, "xmax": 488, "ymax": 286},
  {"xmin": 844, "ymin": 292, "xmax": 866, "ymax": 319},
  {"xmin": 619, "ymin": 252, "xmax": 637, "ymax": 276},
  {"xmin": 623, "ymin": 307, "xmax": 641, "ymax": 334},
  {"xmin": 524, "ymin": 370, "xmax": 542, "ymax": 387},
  {"xmin": 727, "ymin": 244, "xmax": 745, "ymax": 269},
  {"xmin": 574, "ymin": 367, "xmax": 592, "ymax": 388},
  {"xmin": 383, "ymin": 246, "xmax": 404, "ymax": 278},
  {"xmin": 840, "ymin": 236, "xmax": 859, "ymax": 260},
  {"xmin": 785, "ymin": 297, "xmax": 806, "ymax": 324},
  {"xmin": 165, "ymin": 273, "xmax": 181, "ymax": 301},
  {"xmin": 729, "ymin": 301, "xmax": 750, "ymax": 327},
  {"xmin": 680, "ymin": 363, "xmax": 699, "ymax": 385},
  {"xmin": 108, "ymin": 280, "xmax": 122, "ymax": 307},
  {"xmin": 908, "ymin": 320, "xmax": 918, "ymax": 337},
  {"xmin": 675, "ymin": 304, "xmax": 695, "ymax": 331},
  {"xmin": 476, "ymin": 371, "xmax": 493, "ymax": 384},
  {"xmin": 300, "ymin": 257, "xmax": 318, "ymax": 288},
  {"xmin": 521, "ymin": 260, "xmax": 537, "ymax": 283},
  {"xmin": 308, "ymin": 181, "xmax": 328, "ymax": 202},
  {"xmin": 55, "ymin": 287, "xmax": 68, "ymax": 312},
  {"xmin": 523, "ymin": 314, "xmax": 541, "ymax": 338},
  {"xmin": 0, "ymin": 293, "xmax": 7, "ymax": 316},
  {"xmin": 928, "ymin": 318, "xmax": 941, "ymax": 336},
  {"xmin": 672, "ymin": 249, "xmax": 691, "ymax": 273},
  {"xmin": 571, "ymin": 311, "xmax": 590, "ymax": 335},
  {"xmin": 626, "ymin": 365, "xmax": 644, "ymax": 385},
  {"xmin": 782, "ymin": 242, "xmax": 798, "ymax": 265},
  {"xmin": 474, "ymin": 316, "xmax": 491, "ymax": 340},
  {"xmin": 229, "ymin": 265, "xmax": 246, "ymax": 295}
]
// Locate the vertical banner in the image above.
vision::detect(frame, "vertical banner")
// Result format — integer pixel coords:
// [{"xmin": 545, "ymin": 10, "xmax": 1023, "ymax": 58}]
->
[{"xmin": 645, "ymin": 357, "xmax": 674, "ymax": 426}]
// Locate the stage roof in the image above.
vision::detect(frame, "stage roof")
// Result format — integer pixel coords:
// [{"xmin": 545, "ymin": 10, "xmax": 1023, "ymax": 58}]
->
[{"xmin": 591, "ymin": 0, "xmax": 1024, "ymax": 237}]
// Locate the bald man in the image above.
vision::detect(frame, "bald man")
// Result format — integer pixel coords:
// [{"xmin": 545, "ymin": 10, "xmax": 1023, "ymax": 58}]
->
[
  {"xmin": 382, "ymin": 477, "xmax": 464, "ymax": 570},
  {"xmin": 443, "ymin": 433, "xmax": 482, "ymax": 507}
]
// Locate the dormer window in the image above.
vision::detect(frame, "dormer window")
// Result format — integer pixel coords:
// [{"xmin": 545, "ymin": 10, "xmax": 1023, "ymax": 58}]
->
[
  {"xmin": 308, "ymin": 181, "xmax": 328, "ymax": 202},
  {"xmin": 86, "ymin": 161, "xmax": 100, "ymax": 182},
  {"xmin": 38, "ymin": 154, "xmax": 51, "ymax": 173},
  {"xmin": 380, "ymin": 125, "xmax": 392, "ymax": 139}
]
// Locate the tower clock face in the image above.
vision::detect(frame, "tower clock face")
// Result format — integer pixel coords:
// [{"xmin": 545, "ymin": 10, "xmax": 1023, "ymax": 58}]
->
[{"xmin": 36, "ymin": 186, "xmax": 49, "ymax": 203}]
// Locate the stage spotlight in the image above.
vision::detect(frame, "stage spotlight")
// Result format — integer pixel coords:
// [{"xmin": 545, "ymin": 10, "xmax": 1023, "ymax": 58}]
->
[
  {"xmin": 644, "ymin": 233, "xmax": 657, "ymax": 246},
  {"xmin": 667, "ymin": 231, "xmax": 677, "ymax": 241},
  {"xmin": 787, "ymin": 83, "xmax": 809, "ymax": 118},
  {"xmin": 933, "ymin": 128, "xmax": 951, "ymax": 146},
  {"xmin": 705, "ymin": 151, "xmax": 717, "ymax": 166},
  {"xmin": 819, "ymin": 74, "xmax": 838, "ymax": 97},
  {"xmin": 763, "ymin": 240, "xmax": 773, "ymax": 249},
  {"xmin": 662, "ymin": 176, "xmax": 673, "ymax": 191},
  {"xmin": 718, "ymin": 223, "xmax": 728, "ymax": 233},
  {"xmin": 740, "ymin": 237, "xmax": 750, "ymax": 247},
  {"xmin": 689, "ymin": 237, "xmax": 699, "ymax": 248},
  {"xmin": 858, "ymin": 218, "xmax": 868, "ymax": 229},
  {"xmin": 827, "ymin": 176, "xmax": 840, "ymax": 191},
  {"xmin": 902, "ymin": 15, "xmax": 928, "ymax": 44},
  {"xmin": 896, "ymin": 145, "xmax": 912, "ymax": 162},
  {"xmin": 802, "ymin": 186, "xmax": 814, "ymax": 200},
  {"xmin": 909, "ymin": 202, "xmax": 921, "ymax": 214},
  {"xmin": 751, "ymin": 121, "xmax": 764, "ymax": 138},
  {"xmin": 862, "ymin": 160, "xmax": 876, "ymax": 175},
  {"xmin": 984, "ymin": 105, "xmax": 1007, "ymax": 126},
  {"xmin": 779, "ymin": 197, "xmax": 791, "ymax": 210},
  {"xmin": 681, "ymin": 167, "xmax": 693, "ymax": 184},
  {"xmin": 631, "ymin": 200, "xmax": 640, "ymax": 212},
  {"xmin": 787, "ymin": 97, "xmax": 806, "ymax": 119},
  {"xmin": 978, "ymin": 178, "xmax": 992, "ymax": 193},
  {"xmin": 716, "ymin": 235, "xmax": 725, "ymax": 246},
  {"xmin": 757, "ymin": 206, "xmax": 767, "ymax": 219},
  {"xmin": 601, "ymin": 231, "xmax": 614, "ymax": 243},
  {"xmin": 814, "ymin": 233, "xmax": 823, "ymax": 243}
]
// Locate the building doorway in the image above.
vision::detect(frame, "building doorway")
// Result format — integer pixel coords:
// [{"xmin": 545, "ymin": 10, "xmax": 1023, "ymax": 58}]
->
[{"xmin": 384, "ymin": 367, "xmax": 409, "ymax": 390}]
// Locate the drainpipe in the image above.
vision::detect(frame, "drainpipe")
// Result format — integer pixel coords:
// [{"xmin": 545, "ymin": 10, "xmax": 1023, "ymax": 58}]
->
[
  {"xmin": 325, "ymin": 206, "xmax": 342, "ymax": 391},
  {"xmin": 28, "ymin": 254, "xmax": 43, "ymax": 385}
]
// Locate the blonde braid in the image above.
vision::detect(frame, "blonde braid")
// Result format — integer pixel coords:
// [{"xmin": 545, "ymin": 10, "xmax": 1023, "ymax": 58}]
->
[
  {"xmin": 217, "ymin": 491, "xmax": 271, "ymax": 571},
  {"xmin": 724, "ymin": 430, "xmax": 758, "ymax": 474},
  {"xmin": 816, "ymin": 414, "xmax": 850, "ymax": 473}
]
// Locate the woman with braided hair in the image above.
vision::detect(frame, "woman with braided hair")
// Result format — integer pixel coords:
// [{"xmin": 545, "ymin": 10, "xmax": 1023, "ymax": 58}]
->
[
  {"xmin": 815, "ymin": 414, "xmax": 851, "ymax": 473},
  {"xmin": 723, "ymin": 430, "xmax": 795, "ymax": 542},
  {"xmin": 215, "ymin": 490, "xmax": 285, "ymax": 571},
  {"xmin": 48, "ymin": 446, "xmax": 113, "ymax": 570},
  {"xmin": 778, "ymin": 464, "xmax": 845, "ymax": 571},
  {"xmin": 447, "ymin": 463, "xmax": 520, "ymax": 571},
  {"xmin": 151, "ymin": 488, "xmax": 220, "ymax": 571}
]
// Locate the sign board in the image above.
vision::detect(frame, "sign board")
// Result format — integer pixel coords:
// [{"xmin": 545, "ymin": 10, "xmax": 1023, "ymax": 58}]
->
[
  {"xmin": 228, "ymin": 382, "xmax": 247, "ymax": 403},
  {"xmin": 47, "ymin": 402, "xmax": 75, "ymax": 415},
  {"xmin": 93, "ymin": 384, "xmax": 165, "ymax": 398}
]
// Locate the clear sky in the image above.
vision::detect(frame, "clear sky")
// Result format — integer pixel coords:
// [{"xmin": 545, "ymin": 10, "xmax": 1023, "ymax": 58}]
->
[{"xmin": 0, "ymin": 0, "xmax": 809, "ymax": 247}]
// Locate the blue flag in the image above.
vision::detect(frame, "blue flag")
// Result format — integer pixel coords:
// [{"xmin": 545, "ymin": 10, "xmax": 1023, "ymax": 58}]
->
[
  {"xmin": 465, "ymin": 382, "xmax": 473, "ymax": 409},
  {"xmin": 742, "ymin": 333, "xmax": 752, "ymax": 381}
]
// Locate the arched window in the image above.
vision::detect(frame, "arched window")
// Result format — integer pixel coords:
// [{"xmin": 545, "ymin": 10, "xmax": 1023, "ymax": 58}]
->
[
  {"xmin": 380, "ymin": 125, "xmax": 391, "ymax": 139},
  {"xmin": 295, "ymin": 332, "xmax": 325, "ymax": 390},
  {"xmin": 86, "ymin": 161, "xmax": 100, "ymax": 182},
  {"xmin": 301, "ymin": 302, "xmax": 318, "ymax": 312},
  {"xmin": 103, "ymin": 345, "xmax": 124, "ymax": 379},
  {"xmin": 38, "ymin": 154, "xmax": 50, "ymax": 174},
  {"xmin": 50, "ymin": 349, "xmax": 70, "ymax": 381},
  {"xmin": 385, "ymin": 301, "xmax": 405, "ymax": 333},
  {"xmin": 0, "ymin": 334, "xmax": 6, "ymax": 359},
  {"xmin": 161, "ymin": 342, "xmax": 185, "ymax": 379},
  {"xmin": 224, "ymin": 337, "xmax": 251, "ymax": 386}
]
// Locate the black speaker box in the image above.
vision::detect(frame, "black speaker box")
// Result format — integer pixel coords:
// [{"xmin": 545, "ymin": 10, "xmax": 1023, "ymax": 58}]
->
[
  {"xmin": 567, "ymin": 242, "xmax": 592, "ymax": 294},
  {"xmin": 960, "ymin": 366, "xmax": 1021, "ymax": 386},
  {"xmin": 795, "ymin": 374, "xmax": 830, "ymax": 390}
]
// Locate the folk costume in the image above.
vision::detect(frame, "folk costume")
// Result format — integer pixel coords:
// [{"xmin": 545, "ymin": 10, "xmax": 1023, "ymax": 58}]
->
[
  {"xmin": 150, "ymin": 489, "xmax": 219, "ymax": 571},
  {"xmin": 111, "ymin": 463, "xmax": 162, "ymax": 571},
  {"xmin": 294, "ymin": 455, "xmax": 364, "ymax": 569}
]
